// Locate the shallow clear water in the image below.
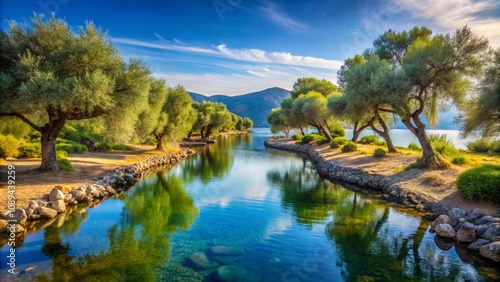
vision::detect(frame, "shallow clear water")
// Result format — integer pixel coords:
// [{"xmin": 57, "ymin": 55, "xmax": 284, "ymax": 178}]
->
[{"xmin": 1, "ymin": 128, "xmax": 498, "ymax": 281}]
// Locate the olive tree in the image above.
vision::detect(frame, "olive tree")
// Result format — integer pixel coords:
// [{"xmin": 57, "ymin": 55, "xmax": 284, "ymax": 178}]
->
[
  {"xmin": 292, "ymin": 91, "xmax": 336, "ymax": 141},
  {"xmin": 0, "ymin": 15, "xmax": 152, "ymax": 170},
  {"xmin": 267, "ymin": 108, "xmax": 291, "ymax": 137}
]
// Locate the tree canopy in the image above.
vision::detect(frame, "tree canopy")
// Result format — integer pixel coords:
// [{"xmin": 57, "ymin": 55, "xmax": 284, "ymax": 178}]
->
[{"xmin": 0, "ymin": 15, "xmax": 152, "ymax": 170}]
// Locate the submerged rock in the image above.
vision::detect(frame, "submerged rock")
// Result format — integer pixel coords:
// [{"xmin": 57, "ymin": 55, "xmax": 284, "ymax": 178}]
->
[
  {"xmin": 214, "ymin": 265, "xmax": 258, "ymax": 282},
  {"xmin": 209, "ymin": 246, "xmax": 245, "ymax": 256},
  {"xmin": 189, "ymin": 252, "xmax": 219, "ymax": 270},
  {"xmin": 209, "ymin": 254, "xmax": 242, "ymax": 265}
]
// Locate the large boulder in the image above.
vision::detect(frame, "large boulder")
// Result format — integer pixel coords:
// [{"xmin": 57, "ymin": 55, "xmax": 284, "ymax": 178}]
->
[
  {"xmin": 446, "ymin": 208, "xmax": 466, "ymax": 227},
  {"xmin": 435, "ymin": 224, "xmax": 456, "ymax": 238},
  {"xmin": 430, "ymin": 215, "xmax": 452, "ymax": 231},
  {"xmin": 48, "ymin": 188, "xmax": 64, "ymax": 201},
  {"xmin": 479, "ymin": 242, "xmax": 500, "ymax": 262},
  {"xmin": 467, "ymin": 239, "xmax": 491, "ymax": 251},
  {"xmin": 37, "ymin": 207, "xmax": 58, "ymax": 219},
  {"xmin": 456, "ymin": 222, "xmax": 476, "ymax": 243},
  {"xmin": 12, "ymin": 209, "xmax": 27, "ymax": 224},
  {"xmin": 482, "ymin": 223, "xmax": 500, "ymax": 240},
  {"xmin": 51, "ymin": 200, "xmax": 66, "ymax": 213},
  {"xmin": 189, "ymin": 252, "xmax": 219, "ymax": 270}
]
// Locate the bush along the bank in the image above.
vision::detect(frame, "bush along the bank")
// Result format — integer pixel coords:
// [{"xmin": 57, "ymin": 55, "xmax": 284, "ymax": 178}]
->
[
  {"xmin": 341, "ymin": 141, "xmax": 357, "ymax": 153},
  {"xmin": 359, "ymin": 134, "xmax": 379, "ymax": 144},
  {"xmin": 467, "ymin": 139, "xmax": 500, "ymax": 154},
  {"xmin": 301, "ymin": 133, "xmax": 328, "ymax": 145},
  {"xmin": 373, "ymin": 148, "xmax": 386, "ymax": 158},
  {"xmin": 0, "ymin": 148, "xmax": 195, "ymax": 235},
  {"xmin": 330, "ymin": 137, "xmax": 349, "ymax": 149},
  {"xmin": 457, "ymin": 165, "xmax": 500, "ymax": 204},
  {"xmin": 291, "ymin": 134, "xmax": 302, "ymax": 141}
]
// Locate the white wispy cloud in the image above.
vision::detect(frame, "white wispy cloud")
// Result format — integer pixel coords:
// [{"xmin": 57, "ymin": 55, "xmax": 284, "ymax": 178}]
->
[
  {"xmin": 113, "ymin": 38, "xmax": 343, "ymax": 70},
  {"xmin": 385, "ymin": 0, "xmax": 500, "ymax": 46},
  {"xmin": 258, "ymin": 2, "xmax": 309, "ymax": 32}
]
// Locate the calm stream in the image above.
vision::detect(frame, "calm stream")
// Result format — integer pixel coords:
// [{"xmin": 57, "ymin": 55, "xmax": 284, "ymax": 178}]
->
[{"xmin": 1, "ymin": 128, "xmax": 498, "ymax": 281}]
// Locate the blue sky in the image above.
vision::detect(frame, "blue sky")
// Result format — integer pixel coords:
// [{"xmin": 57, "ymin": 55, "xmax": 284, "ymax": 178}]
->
[{"xmin": 2, "ymin": 0, "xmax": 500, "ymax": 95}]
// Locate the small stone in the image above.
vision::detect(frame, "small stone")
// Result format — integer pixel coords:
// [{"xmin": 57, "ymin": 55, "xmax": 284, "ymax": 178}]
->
[
  {"xmin": 209, "ymin": 246, "xmax": 245, "ymax": 256},
  {"xmin": 475, "ymin": 216, "xmax": 495, "ymax": 225},
  {"xmin": 37, "ymin": 207, "xmax": 58, "ymax": 219},
  {"xmin": 28, "ymin": 200, "xmax": 38, "ymax": 210},
  {"xmin": 456, "ymin": 222, "xmax": 476, "ymax": 243},
  {"xmin": 51, "ymin": 200, "xmax": 66, "ymax": 213},
  {"xmin": 479, "ymin": 242, "xmax": 500, "ymax": 262},
  {"xmin": 416, "ymin": 204, "xmax": 425, "ymax": 212},
  {"xmin": 189, "ymin": 252, "xmax": 219, "ymax": 270},
  {"xmin": 465, "ymin": 209, "xmax": 484, "ymax": 223},
  {"xmin": 435, "ymin": 224, "xmax": 456, "ymax": 238},
  {"xmin": 467, "ymin": 239, "xmax": 490, "ymax": 251},
  {"xmin": 48, "ymin": 188, "xmax": 64, "ymax": 201}
]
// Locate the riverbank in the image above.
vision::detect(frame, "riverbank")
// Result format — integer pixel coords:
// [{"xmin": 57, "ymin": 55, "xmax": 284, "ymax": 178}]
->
[
  {"xmin": 0, "ymin": 145, "xmax": 187, "ymax": 213},
  {"xmin": 264, "ymin": 139, "xmax": 499, "ymax": 215}
]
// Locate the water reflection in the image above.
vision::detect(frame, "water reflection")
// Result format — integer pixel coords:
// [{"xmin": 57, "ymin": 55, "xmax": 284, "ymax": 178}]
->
[
  {"xmin": 268, "ymin": 162, "xmax": 495, "ymax": 281},
  {"xmin": 34, "ymin": 173, "xmax": 198, "ymax": 281}
]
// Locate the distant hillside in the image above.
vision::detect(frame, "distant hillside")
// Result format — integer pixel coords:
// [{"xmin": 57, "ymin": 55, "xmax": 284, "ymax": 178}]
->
[{"xmin": 189, "ymin": 87, "xmax": 290, "ymax": 127}]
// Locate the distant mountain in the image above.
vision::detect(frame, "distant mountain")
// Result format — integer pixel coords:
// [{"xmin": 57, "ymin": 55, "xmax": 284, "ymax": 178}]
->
[{"xmin": 189, "ymin": 87, "xmax": 290, "ymax": 127}]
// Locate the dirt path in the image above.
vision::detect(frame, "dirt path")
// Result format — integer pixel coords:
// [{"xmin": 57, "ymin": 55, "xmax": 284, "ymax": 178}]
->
[{"xmin": 0, "ymin": 145, "xmax": 178, "ymax": 212}]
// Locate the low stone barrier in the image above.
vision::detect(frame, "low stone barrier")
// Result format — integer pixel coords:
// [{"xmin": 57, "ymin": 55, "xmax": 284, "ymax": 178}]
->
[
  {"xmin": 0, "ymin": 148, "xmax": 195, "ymax": 236},
  {"xmin": 264, "ymin": 139, "xmax": 500, "ymax": 263}
]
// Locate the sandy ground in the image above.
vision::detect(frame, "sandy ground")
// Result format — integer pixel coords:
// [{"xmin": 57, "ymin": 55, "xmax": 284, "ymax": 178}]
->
[
  {"xmin": 0, "ymin": 144, "xmax": 178, "ymax": 212},
  {"xmin": 309, "ymin": 141, "xmax": 499, "ymax": 214}
]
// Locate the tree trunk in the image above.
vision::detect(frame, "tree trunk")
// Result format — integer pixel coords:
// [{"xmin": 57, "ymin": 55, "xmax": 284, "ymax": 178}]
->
[
  {"xmin": 205, "ymin": 125, "xmax": 213, "ymax": 139},
  {"xmin": 39, "ymin": 114, "xmax": 66, "ymax": 171},
  {"xmin": 401, "ymin": 117, "xmax": 442, "ymax": 169},
  {"xmin": 322, "ymin": 120, "xmax": 332, "ymax": 141},
  {"xmin": 40, "ymin": 131, "xmax": 59, "ymax": 171},
  {"xmin": 300, "ymin": 127, "xmax": 305, "ymax": 135},
  {"xmin": 371, "ymin": 109, "xmax": 397, "ymax": 153},
  {"xmin": 155, "ymin": 134, "xmax": 164, "ymax": 151}
]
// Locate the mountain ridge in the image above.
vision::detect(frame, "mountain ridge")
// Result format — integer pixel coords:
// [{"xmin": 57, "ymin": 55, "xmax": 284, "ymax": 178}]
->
[{"xmin": 189, "ymin": 87, "xmax": 290, "ymax": 127}]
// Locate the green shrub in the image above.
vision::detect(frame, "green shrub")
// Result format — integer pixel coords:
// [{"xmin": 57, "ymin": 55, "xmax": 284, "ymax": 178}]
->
[
  {"xmin": 57, "ymin": 158, "xmax": 75, "ymax": 172},
  {"xmin": 373, "ymin": 148, "xmax": 387, "ymax": 158},
  {"xmin": 451, "ymin": 155, "xmax": 470, "ymax": 165},
  {"xmin": 301, "ymin": 134, "xmax": 323, "ymax": 144},
  {"xmin": 331, "ymin": 127, "xmax": 346, "ymax": 138},
  {"xmin": 341, "ymin": 141, "xmax": 357, "ymax": 153},
  {"xmin": 56, "ymin": 150, "xmax": 69, "ymax": 159},
  {"xmin": 56, "ymin": 143, "xmax": 88, "ymax": 154},
  {"xmin": 18, "ymin": 142, "xmax": 41, "ymax": 158},
  {"xmin": 457, "ymin": 165, "xmax": 500, "ymax": 203},
  {"xmin": 467, "ymin": 139, "xmax": 500, "ymax": 154},
  {"xmin": 374, "ymin": 140, "xmax": 386, "ymax": 146},
  {"xmin": 429, "ymin": 134, "xmax": 458, "ymax": 157},
  {"xmin": 96, "ymin": 143, "xmax": 112, "ymax": 152},
  {"xmin": 330, "ymin": 137, "xmax": 349, "ymax": 149},
  {"xmin": 60, "ymin": 125, "xmax": 81, "ymax": 142},
  {"xmin": 407, "ymin": 142, "xmax": 422, "ymax": 151},
  {"xmin": 439, "ymin": 159, "xmax": 452, "ymax": 169},
  {"xmin": 111, "ymin": 144, "xmax": 133, "ymax": 151},
  {"xmin": 291, "ymin": 134, "xmax": 302, "ymax": 141},
  {"xmin": 0, "ymin": 134, "xmax": 21, "ymax": 158},
  {"xmin": 359, "ymin": 135, "xmax": 379, "ymax": 144}
]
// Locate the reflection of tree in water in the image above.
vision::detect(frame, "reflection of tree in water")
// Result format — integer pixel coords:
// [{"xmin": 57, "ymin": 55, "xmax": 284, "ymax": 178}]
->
[
  {"xmin": 36, "ymin": 172, "xmax": 198, "ymax": 281},
  {"xmin": 179, "ymin": 141, "xmax": 234, "ymax": 184},
  {"xmin": 269, "ymin": 162, "xmax": 478, "ymax": 281}
]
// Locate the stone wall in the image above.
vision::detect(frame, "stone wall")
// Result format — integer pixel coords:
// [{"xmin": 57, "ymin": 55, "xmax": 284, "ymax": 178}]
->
[{"xmin": 0, "ymin": 148, "xmax": 195, "ymax": 236}]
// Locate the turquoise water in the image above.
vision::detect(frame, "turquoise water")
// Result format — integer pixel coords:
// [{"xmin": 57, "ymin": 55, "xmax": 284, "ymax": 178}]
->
[{"xmin": 1, "ymin": 129, "xmax": 498, "ymax": 281}]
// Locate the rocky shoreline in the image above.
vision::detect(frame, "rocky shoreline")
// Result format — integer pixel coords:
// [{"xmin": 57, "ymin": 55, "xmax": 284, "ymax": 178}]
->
[
  {"xmin": 264, "ymin": 138, "xmax": 500, "ymax": 263},
  {"xmin": 0, "ymin": 148, "xmax": 195, "ymax": 240}
]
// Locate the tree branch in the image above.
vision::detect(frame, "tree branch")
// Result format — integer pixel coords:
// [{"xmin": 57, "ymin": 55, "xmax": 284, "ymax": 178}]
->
[{"xmin": 0, "ymin": 112, "xmax": 43, "ymax": 132}]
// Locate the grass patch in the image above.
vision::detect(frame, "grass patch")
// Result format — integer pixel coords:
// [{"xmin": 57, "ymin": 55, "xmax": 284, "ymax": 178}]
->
[
  {"xmin": 407, "ymin": 142, "xmax": 422, "ymax": 151},
  {"xmin": 457, "ymin": 165, "xmax": 500, "ymax": 203},
  {"xmin": 451, "ymin": 155, "xmax": 470, "ymax": 165},
  {"xmin": 422, "ymin": 172, "xmax": 446, "ymax": 186},
  {"xmin": 405, "ymin": 158, "xmax": 424, "ymax": 170}
]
